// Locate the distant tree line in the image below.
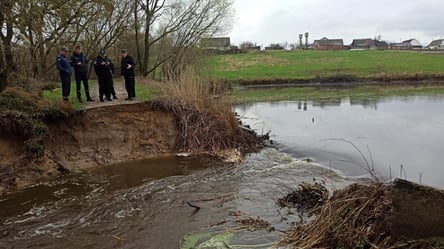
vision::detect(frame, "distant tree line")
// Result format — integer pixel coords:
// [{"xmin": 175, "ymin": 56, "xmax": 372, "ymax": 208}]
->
[{"xmin": 0, "ymin": 0, "xmax": 234, "ymax": 91}]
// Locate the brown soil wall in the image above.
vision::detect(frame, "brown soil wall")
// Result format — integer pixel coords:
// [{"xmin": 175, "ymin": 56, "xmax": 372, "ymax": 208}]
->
[
  {"xmin": 0, "ymin": 102, "xmax": 178, "ymax": 195},
  {"xmin": 45, "ymin": 102, "xmax": 178, "ymax": 170},
  {"xmin": 391, "ymin": 178, "xmax": 444, "ymax": 239}
]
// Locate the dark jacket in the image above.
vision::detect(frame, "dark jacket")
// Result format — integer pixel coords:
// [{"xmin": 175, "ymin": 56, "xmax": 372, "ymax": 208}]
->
[
  {"xmin": 56, "ymin": 54, "xmax": 72, "ymax": 75},
  {"xmin": 70, "ymin": 52, "xmax": 88, "ymax": 75},
  {"xmin": 94, "ymin": 55, "xmax": 114, "ymax": 78},
  {"xmin": 120, "ymin": 55, "xmax": 135, "ymax": 76}
]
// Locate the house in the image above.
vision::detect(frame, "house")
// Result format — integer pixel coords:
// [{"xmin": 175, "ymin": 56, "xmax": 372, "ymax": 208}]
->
[
  {"xmin": 426, "ymin": 39, "xmax": 444, "ymax": 50},
  {"xmin": 200, "ymin": 37, "xmax": 231, "ymax": 52},
  {"xmin": 373, "ymin": 40, "xmax": 389, "ymax": 50},
  {"xmin": 313, "ymin": 38, "xmax": 344, "ymax": 50},
  {"xmin": 390, "ymin": 39, "xmax": 422, "ymax": 50},
  {"xmin": 351, "ymin": 38, "xmax": 373, "ymax": 49}
]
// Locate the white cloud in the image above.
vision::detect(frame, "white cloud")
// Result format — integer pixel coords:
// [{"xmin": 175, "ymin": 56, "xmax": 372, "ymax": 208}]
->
[{"xmin": 229, "ymin": 0, "xmax": 444, "ymax": 46}]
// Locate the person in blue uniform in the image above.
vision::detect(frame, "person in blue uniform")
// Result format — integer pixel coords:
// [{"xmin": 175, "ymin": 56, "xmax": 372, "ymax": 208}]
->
[{"xmin": 56, "ymin": 47, "xmax": 72, "ymax": 101}]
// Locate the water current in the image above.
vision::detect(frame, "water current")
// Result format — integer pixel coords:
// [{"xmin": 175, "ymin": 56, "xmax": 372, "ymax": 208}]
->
[
  {"xmin": 0, "ymin": 149, "xmax": 351, "ymax": 248},
  {"xmin": 1, "ymin": 94, "xmax": 443, "ymax": 248}
]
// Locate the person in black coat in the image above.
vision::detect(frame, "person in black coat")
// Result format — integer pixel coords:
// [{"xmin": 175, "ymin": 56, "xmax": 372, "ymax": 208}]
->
[
  {"xmin": 120, "ymin": 49, "xmax": 136, "ymax": 100},
  {"xmin": 94, "ymin": 50, "xmax": 115, "ymax": 102},
  {"xmin": 70, "ymin": 45, "xmax": 93, "ymax": 102}
]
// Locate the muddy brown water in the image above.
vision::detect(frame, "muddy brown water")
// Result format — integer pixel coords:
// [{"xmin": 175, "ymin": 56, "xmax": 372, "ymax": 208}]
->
[
  {"xmin": 2, "ymin": 94, "xmax": 442, "ymax": 248},
  {"xmin": 0, "ymin": 149, "xmax": 352, "ymax": 248}
]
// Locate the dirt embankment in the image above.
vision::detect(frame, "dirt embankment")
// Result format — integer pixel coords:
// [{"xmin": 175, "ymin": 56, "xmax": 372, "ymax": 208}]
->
[
  {"xmin": 0, "ymin": 100, "xmax": 263, "ymax": 195},
  {"xmin": 1, "ymin": 103, "xmax": 178, "ymax": 194},
  {"xmin": 45, "ymin": 102, "xmax": 178, "ymax": 170},
  {"xmin": 237, "ymin": 73, "xmax": 444, "ymax": 89}
]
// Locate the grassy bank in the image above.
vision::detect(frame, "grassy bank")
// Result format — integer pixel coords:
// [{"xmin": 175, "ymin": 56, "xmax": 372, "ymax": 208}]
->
[{"xmin": 206, "ymin": 50, "xmax": 444, "ymax": 81}]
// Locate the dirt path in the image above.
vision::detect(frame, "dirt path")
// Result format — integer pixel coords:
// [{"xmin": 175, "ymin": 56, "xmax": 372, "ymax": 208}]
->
[{"xmin": 85, "ymin": 78, "xmax": 142, "ymax": 109}]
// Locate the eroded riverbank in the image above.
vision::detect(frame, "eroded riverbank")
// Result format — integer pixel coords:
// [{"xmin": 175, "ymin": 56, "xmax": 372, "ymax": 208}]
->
[{"xmin": 0, "ymin": 99, "xmax": 262, "ymax": 195}]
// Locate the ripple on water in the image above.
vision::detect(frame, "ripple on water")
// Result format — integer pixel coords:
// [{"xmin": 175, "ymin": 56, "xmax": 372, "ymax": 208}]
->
[{"xmin": 1, "ymin": 149, "xmax": 356, "ymax": 248}]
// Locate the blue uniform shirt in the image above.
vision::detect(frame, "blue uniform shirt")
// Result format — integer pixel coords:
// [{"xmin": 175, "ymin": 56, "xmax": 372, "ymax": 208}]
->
[{"xmin": 56, "ymin": 54, "xmax": 73, "ymax": 75}]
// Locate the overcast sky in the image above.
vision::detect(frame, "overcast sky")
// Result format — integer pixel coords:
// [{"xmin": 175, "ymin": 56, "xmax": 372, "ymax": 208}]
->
[{"xmin": 228, "ymin": 0, "xmax": 444, "ymax": 47}]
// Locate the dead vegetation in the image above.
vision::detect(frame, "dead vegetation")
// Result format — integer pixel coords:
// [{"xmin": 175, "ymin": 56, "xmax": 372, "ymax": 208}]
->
[
  {"xmin": 277, "ymin": 182, "xmax": 328, "ymax": 212},
  {"xmin": 151, "ymin": 70, "xmax": 264, "ymax": 155},
  {"xmin": 279, "ymin": 182, "xmax": 444, "ymax": 249},
  {"xmin": 236, "ymin": 72, "xmax": 444, "ymax": 87},
  {"xmin": 369, "ymin": 72, "xmax": 444, "ymax": 82},
  {"xmin": 228, "ymin": 210, "xmax": 270, "ymax": 231}
]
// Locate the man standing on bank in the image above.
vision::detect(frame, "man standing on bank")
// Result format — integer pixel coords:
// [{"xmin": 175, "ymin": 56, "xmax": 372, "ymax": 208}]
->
[
  {"xmin": 94, "ymin": 50, "xmax": 114, "ymax": 102},
  {"xmin": 70, "ymin": 45, "xmax": 93, "ymax": 102},
  {"xmin": 56, "ymin": 47, "xmax": 72, "ymax": 102},
  {"xmin": 120, "ymin": 49, "xmax": 136, "ymax": 100}
]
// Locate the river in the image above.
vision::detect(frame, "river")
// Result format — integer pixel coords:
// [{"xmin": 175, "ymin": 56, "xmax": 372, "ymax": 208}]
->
[
  {"xmin": 236, "ymin": 95, "xmax": 444, "ymax": 189},
  {"xmin": 0, "ymin": 150, "xmax": 350, "ymax": 248},
  {"xmin": 1, "ymin": 94, "xmax": 443, "ymax": 248}
]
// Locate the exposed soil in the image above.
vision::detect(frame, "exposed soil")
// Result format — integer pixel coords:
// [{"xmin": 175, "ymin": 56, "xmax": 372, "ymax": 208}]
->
[
  {"xmin": 0, "ymin": 80, "xmax": 262, "ymax": 195},
  {"xmin": 45, "ymin": 102, "xmax": 178, "ymax": 170},
  {"xmin": 0, "ymin": 102, "xmax": 178, "ymax": 195}
]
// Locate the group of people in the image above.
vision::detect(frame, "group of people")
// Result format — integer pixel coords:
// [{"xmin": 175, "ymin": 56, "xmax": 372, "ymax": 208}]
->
[{"xmin": 56, "ymin": 46, "xmax": 136, "ymax": 102}]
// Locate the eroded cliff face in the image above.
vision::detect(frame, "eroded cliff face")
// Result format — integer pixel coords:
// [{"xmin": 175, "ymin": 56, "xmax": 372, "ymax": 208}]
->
[
  {"xmin": 0, "ymin": 102, "xmax": 179, "ymax": 194},
  {"xmin": 45, "ymin": 102, "xmax": 178, "ymax": 170}
]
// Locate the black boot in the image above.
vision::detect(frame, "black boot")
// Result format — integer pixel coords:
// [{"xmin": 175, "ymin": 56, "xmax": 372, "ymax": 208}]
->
[{"xmin": 86, "ymin": 91, "xmax": 94, "ymax": 102}]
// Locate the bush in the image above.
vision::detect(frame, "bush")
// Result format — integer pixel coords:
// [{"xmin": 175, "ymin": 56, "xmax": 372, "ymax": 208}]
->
[{"xmin": 0, "ymin": 87, "xmax": 75, "ymax": 159}]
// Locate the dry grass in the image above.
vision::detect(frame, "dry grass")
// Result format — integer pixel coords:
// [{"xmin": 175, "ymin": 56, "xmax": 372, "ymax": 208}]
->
[
  {"xmin": 280, "ymin": 183, "xmax": 392, "ymax": 249},
  {"xmin": 279, "ymin": 182, "xmax": 444, "ymax": 249},
  {"xmin": 151, "ymin": 70, "xmax": 263, "ymax": 154}
]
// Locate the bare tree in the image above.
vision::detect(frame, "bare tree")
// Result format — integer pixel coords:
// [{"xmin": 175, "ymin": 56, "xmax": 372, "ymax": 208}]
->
[
  {"xmin": 0, "ymin": 0, "xmax": 14, "ymax": 91},
  {"xmin": 136, "ymin": 0, "xmax": 234, "ymax": 79},
  {"xmin": 8, "ymin": 0, "xmax": 131, "ymax": 80},
  {"xmin": 1, "ymin": 0, "xmax": 233, "ymax": 86}
]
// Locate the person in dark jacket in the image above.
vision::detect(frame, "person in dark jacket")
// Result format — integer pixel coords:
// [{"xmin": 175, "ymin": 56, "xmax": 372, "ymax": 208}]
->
[
  {"xmin": 94, "ymin": 50, "xmax": 115, "ymax": 102},
  {"xmin": 56, "ymin": 47, "xmax": 72, "ymax": 101},
  {"xmin": 70, "ymin": 45, "xmax": 93, "ymax": 102},
  {"xmin": 120, "ymin": 49, "xmax": 136, "ymax": 100}
]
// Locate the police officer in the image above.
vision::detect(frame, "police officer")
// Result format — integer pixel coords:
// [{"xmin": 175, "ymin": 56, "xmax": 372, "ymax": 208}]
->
[
  {"xmin": 94, "ymin": 50, "xmax": 115, "ymax": 102},
  {"xmin": 120, "ymin": 49, "xmax": 136, "ymax": 100},
  {"xmin": 56, "ymin": 47, "xmax": 72, "ymax": 101},
  {"xmin": 70, "ymin": 45, "xmax": 93, "ymax": 102}
]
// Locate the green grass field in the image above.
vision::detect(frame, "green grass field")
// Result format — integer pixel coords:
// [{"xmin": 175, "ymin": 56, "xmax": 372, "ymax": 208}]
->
[{"xmin": 206, "ymin": 50, "xmax": 444, "ymax": 80}]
